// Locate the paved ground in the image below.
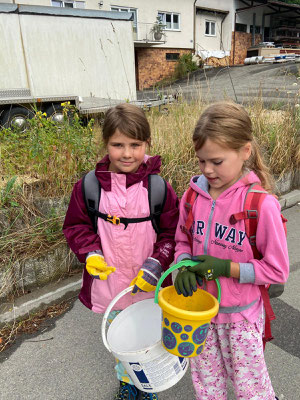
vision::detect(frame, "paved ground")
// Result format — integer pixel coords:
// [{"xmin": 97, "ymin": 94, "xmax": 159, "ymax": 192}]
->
[
  {"xmin": 138, "ymin": 62, "xmax": 300, "ymax": 108},
  {"xmin": 0, "ymin": 202, "xmax": 299, "ymax": 400}
]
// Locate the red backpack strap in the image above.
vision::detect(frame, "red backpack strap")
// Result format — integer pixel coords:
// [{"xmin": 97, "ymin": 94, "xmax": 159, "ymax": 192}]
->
[
  {"xmin": 230, "ymin": 183, "xmax": 267, "ymax": 259},
  {"xmin": 230, "ymin": 183, "xmax": 276, "ymax": 347},
  {"xmin": 259, "ymin": 285, "xmax": 276, "ymax": 348},
  {"xmin": 180, "ymin": 187, "xmax": 198, "ymax": 249}
]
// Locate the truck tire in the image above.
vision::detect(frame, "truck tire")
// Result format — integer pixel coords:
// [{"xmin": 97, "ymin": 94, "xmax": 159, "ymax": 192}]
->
[
  {"xmin": 1, "ymin": 106, "xmax": 34, "ymax": 132},
  {"xmin": 45, "ymin": 104, "xmax": 64, "ymax": 123}
]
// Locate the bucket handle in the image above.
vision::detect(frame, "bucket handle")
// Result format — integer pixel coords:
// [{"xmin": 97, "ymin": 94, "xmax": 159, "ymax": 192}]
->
[
  {"xmin": 101, "ymin": 285, "xmax": 134, "ymax": 353},
  {"xmin": 154, "ymin": 260, "xmax": 221, "ymax": 304}
]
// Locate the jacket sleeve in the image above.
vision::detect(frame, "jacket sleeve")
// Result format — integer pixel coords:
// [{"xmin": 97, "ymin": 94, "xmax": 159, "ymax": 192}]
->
[
  {"xmin": 62, "ymin": 179, "xmax": 102, "ymax": 263},
  {"xmin": 174, "ymin": 189, "xmax": 193, "ymax": 263},
  {"xmin": 250, "ymin": 195, "xmax": 289, "ymax": 285},
  {"xmin": 150, "ymin": 181, "xmax": 179, "ymax": 271}
]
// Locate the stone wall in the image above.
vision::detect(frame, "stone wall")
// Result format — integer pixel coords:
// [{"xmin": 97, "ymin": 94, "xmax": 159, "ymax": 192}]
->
[
  {"xmin": 135, "ymin": 48, "xmax": 192, "ymax": 90},
  {"xmin": 230, "ymin": 32, "xmax": 262, "ymax": 65}
]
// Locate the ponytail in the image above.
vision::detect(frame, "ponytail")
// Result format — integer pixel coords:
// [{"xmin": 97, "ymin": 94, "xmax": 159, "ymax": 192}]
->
[{"xmin": 247, "ymin": 138, "xmax": 275, "ymax": 193}]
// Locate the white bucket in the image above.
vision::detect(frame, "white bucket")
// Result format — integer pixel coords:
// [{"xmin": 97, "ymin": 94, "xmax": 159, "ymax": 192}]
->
[{"xmin": 101, "ymin": 287, "xmax": 189, "ymax": 393}]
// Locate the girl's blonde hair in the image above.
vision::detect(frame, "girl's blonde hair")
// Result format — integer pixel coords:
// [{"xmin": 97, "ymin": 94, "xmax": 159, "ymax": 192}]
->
[
  {"xmin": 193, "ymin": 101, "xmax": 274, "ymax": 192},
  {"xmin": 102, "ymin": 103, "xmax": 151, "ymax": 146}
]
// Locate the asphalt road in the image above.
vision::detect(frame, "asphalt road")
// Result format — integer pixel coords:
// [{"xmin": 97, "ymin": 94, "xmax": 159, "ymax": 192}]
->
[
  {"xmin": 138, "ymin": 62, "xmax": 300, "ymax": 108},
  {"xmin": 0, "ymin": 203, "xmax": 299, "ymax": 400}
]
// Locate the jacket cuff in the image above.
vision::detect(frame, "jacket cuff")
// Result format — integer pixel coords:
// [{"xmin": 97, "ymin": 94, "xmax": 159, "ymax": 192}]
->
[
  {"xmin": 239, "ymin": 262, "xmax": 255, "ymax": 283},
  {"xmin": 176, "ymin": 253, "xmax": 192, "ymax": 263},
  {"xmin": 86, "ymin": 250, "xmax": 103, "ymax": 261}
]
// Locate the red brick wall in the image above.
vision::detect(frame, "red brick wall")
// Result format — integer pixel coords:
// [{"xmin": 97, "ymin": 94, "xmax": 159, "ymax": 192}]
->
[
  {"xmin": 230, "ymin": 32, "xmax": 262, "ymax": 65},
  {"xmin": 135, "ymin": 48, "xmax": 192, "ymax": 90}
]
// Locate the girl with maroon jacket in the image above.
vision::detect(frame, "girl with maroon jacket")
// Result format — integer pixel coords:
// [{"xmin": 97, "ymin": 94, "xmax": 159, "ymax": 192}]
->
[{"xmin": 63, "ymin": 103, "xmax": 179, "ymax": 400}]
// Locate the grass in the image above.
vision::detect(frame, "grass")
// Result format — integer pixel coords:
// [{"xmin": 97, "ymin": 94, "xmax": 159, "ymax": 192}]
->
[{"xmin": 0, "ymin": 99, "xmax": 299, "ymax": 304}]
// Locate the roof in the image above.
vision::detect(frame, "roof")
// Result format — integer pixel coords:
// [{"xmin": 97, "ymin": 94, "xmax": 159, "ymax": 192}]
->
[
  {"xmin": 0, "ymin": 3, "xmax": 133, "ymax": 20},
  {"xmin": 196, "ymin": 6, "xmax": 229, "ymax": 15}
]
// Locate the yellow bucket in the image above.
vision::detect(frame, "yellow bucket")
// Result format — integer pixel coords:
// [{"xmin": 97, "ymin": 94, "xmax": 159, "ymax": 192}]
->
[{"xmin": 154, "ymin": 260, "xmax": 221, "ymax": 358}]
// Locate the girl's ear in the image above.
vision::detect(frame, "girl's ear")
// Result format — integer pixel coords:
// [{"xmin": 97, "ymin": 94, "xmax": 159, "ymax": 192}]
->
[{"xmin": 243, "ymin": 142, "xmax": 252, "ymax": 161}]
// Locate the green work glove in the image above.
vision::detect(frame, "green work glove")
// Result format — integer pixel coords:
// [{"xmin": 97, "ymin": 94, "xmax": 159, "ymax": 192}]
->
[
  {"xmin": 190, "ymin": 255, "xmax": 231, "ymax": 281},
  {"xmin": 174, "ymin": 264, "xmax": 203, "ymax": 297}
]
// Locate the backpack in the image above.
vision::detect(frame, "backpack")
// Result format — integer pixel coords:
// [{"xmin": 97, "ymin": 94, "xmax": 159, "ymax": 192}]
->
[
  {"xmin": 181, "ymin": 182, "xmax": 287, "ymax": 346},
  {"xmin": 82, "ymin": 170, "xmax": 167, "ymax": 234}
]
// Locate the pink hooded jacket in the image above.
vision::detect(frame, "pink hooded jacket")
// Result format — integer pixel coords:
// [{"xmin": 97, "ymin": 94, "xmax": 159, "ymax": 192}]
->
[
  {"xmin": 63, "ymin": 155, "xmax": 179, "ymax": 313},
  {"xmin": 175, "ymin": 171, "xmax": 289, "ymax": 324}
]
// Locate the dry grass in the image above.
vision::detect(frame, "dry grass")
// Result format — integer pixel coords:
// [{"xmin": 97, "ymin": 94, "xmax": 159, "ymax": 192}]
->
[
  {"xmin": 0, "ymin": 299, "xmax": 73, "ymax": 352},
  {"xmin": 0, "ymin": 97, "xmax": 299, "ymax": 302}
]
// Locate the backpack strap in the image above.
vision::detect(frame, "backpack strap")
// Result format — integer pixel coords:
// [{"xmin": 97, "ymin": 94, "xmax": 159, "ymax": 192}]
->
[
  {"xmin": 180, "ymin": 187, "xmax": 198, "ymax": 249},
  {"xmin": 148, "ymin": 174, "xmax": 167, "ymax": 234},
  {"xmin": 82, "ymin": 169, "xmax": 101, "ymax": 234},
  {"xmin": 230, "ymin": 183, "xmax": 275, "ymax": 347},
  {"xmin": 82, "ymin": 171, "xmax": 166, "ymax": 234}
]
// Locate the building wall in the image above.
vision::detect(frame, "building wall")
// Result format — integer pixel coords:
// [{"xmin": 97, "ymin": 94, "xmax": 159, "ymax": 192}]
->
[
  {"xmin": 195, "ymin": 12, "xmax": 232, "ymax": 53},
  {"xmin": 135, "ymin": 47, "xmax": 192, "ymax": 90},
  {"xmin": 231, "ymin": 31, "xmax": 262, "ymax": 65},
  {"xmin": 96, "ymin": 0, "xmax": 195, "ymax": 50}
]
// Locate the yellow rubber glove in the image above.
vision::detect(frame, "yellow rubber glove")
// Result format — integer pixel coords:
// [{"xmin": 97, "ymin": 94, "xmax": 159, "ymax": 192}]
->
[
  {"xmin": 130, "ymin": 270, "xmax": 157, "ymax": 294},
  {"xmin": 130, "ymin": 258, "xmax": 162, "ymax": 295},
  {"xmin": 86, "ymin": 254, "xmax": 116, "ymax": 280}
]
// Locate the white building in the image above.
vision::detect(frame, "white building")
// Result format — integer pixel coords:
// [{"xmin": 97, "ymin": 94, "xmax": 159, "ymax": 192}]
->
[{"xmin": 1, "ymin": 0, "xmax": 299, "ymax": 89}]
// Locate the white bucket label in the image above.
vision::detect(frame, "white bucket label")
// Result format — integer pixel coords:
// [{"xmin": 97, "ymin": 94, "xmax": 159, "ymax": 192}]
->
[
  {"xmin": 128, "ymin": 353, "xmax": 188, "ymax": 391},
  {"xmin": 129, "ymin": 362, "xmax": 153, "ymax": 390}
]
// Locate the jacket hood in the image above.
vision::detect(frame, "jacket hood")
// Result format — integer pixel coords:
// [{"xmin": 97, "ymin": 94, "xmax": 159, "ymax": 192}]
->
[
  {"xmin": 94, "ymin": 154, "xmax": 161, "ymax": 191},
  {"xmin": 190, "ymin": 171, "xmax": 261, "ymax": 200}
]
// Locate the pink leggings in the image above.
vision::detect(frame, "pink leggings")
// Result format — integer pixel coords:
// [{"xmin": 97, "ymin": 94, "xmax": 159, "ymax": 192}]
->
[{"xmin": 190, "ymin": 316, "xmax": 275, "ymax": 400}]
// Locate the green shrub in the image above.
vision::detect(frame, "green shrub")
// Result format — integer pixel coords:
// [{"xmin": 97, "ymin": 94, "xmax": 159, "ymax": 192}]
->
[{"xmin": 174, "ymin": 53, "xmax": 199, "ymax": 80}]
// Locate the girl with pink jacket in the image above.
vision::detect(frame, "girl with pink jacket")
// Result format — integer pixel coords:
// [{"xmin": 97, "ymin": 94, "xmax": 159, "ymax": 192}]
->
[
  {"xmin": 63, "ymin": 103, "xmax": 179, "ymax": 400},
  {"xmin": 174, "ymin": 102, "xmax": 289, "ymax": 400}
]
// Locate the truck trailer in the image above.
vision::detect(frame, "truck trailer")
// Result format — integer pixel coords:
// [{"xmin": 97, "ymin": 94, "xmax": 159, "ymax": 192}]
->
[{"xmin": 0, "ymin": 4, "xmax": 170, "ymax": 130}]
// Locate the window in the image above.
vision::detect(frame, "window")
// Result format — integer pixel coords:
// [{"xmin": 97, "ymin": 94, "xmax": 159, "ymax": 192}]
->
[
  {"xmin": 205, "ymin": 20, "xmax": 216, "ymax": 36},
  {"xmin": 250, "ymin": 25, "xmax": 261, "ymax": 34},
  {"xmin": 158, "ymin": 12, "xmax": 180, "ymax": 30},
  {"xmin": 51, "ymin": 0, "xmax": 85, "ymax": 8},
  {"xmin": 111, "ymin": 6, "xmax": 137, "ymax": 33},
  {"xmin": 166, "ymin": 53, "xmax": 179, "ymax": 61},
  {"xmin": 235, "ymin": 23, "xmax": 247, "ymax": 33}
]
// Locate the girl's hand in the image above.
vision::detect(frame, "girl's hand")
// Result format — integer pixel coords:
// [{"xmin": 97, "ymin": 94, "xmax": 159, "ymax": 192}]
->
[
  {"xmin": 131, "ymin": 258, "xmax": 162, "ymax": 295},
  {"xmin": 86, "ymin": 254, "xmax": 116, "ymax": 280},
  {"xmin": 174, "ymin": 267, "xmax": 203, "ymax": 297},
  {"xmin": 189, "ymin": 255, "xmax": 231, "ymax": 280}
]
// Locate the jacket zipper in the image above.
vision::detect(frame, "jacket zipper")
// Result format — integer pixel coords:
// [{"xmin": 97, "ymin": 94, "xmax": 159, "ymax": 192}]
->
[{"xmin": 204, "ymin": 200, "xmax": 216, "ymax": 254}]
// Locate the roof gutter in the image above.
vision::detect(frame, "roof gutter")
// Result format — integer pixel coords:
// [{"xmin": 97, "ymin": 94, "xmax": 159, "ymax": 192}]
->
[{"xmin": 193, "ymin": 0, "xmax": 197, "ymax": 52}]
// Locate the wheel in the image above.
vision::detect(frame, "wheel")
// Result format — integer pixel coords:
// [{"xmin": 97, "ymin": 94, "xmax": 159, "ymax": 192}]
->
[
  {"xmin": 45, "ymin": 104, "xmax": 64, "ymax": 123},
  {"xmin": 1, "ymin": 106, "xmax": 34, "ymax": 131}
]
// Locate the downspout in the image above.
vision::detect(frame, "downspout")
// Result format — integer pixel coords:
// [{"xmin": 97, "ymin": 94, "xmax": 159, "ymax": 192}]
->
[
  {"xmin": 193, "ymin": 0, "xmax": 197, "ymax": 53},
  {"xmin": 252, "ymin": 12, "xmax": 256, "ymax": 46},
  {"xmin": 220, "ymin": 13, "xmax": 227, "ymax": 51},
  {"xmin": 233, "ymin": 12, "xmax": 236, "ymax": 65}
]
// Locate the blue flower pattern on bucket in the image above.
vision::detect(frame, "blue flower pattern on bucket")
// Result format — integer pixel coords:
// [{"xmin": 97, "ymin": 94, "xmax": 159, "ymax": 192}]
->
[
  {"xmin": 162, "ymin": 321, "xmax": 211, "ymax": 356},
  {"xmin": 178, "ymin": 342, "xmax": 195, "ymax": 357},
  {"xmin": 171, "ymin": 322, "xmax": 182, "ymax": 333},
  {"xmin": 180, "ymin": 333, "xmax": 189, "ymax": 340},
  {"xmin": 163, "ymin": 328, "xmax": 177, "ymax": 349},
  {"xmin": 184, "ymin": 325, "xmax": 193, "ymax": 332},
  {"xmin": 193, "ymin": 323, "xmax": 210, "ymax": 345}
]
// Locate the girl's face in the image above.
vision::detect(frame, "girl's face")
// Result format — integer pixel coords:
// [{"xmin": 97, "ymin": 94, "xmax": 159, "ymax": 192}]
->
[
  {"xmin": 196, "ymin": 138, "xmax": 251, "ymax": 198},
  {"xmin": 107, "ymin": 129, "xmax": 147, "ymax": 173}
]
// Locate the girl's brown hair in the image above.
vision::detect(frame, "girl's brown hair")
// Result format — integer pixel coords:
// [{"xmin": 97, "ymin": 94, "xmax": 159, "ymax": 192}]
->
[
  {"xmin": 102, "ymin": 103, "xmax": 151, "ymax": 146},
  {"xmin": 193, "ymin": 101, "xmax": 274, "ymax": 192}
]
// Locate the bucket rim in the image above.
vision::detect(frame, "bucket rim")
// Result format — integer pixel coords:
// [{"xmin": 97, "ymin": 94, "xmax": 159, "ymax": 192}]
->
[{"xmin": 158, "ymin": 287, "xmax": 219, "ymax": 321}]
